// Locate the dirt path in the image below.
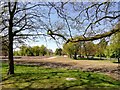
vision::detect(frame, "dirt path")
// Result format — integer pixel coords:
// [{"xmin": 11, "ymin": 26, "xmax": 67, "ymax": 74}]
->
[{"xmin": 2, "ymin": 56, "xmax": 120, "ymax": 80}]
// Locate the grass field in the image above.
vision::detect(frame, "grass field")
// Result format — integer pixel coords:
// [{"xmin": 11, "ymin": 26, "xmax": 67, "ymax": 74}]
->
[{"xmin": 1, "ymin": 62, "xmax": 120, "ymax": 89}]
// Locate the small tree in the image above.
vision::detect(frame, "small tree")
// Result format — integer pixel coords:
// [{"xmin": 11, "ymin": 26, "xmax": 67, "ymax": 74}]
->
[
  {"xmin": 83, "ymin": 41, "xmax": 97, "ymax": 59},
  {"xmin": 55, "ymin": 48, "xmax": 62, "ymax": 56},
  {"xmin": 39, "ymin": 45, "xmax": 47, "ymax": 56},
  {"xmin": 32, "ymin": 46, "xmax": 40, "ymax": 56},
  {"xmin": 63, "ymin": 42, "xmax": 81, "ymax": 59},
  {"xmin": 96, "ymin": 38, "xmax": 108, "ymax": 59}
]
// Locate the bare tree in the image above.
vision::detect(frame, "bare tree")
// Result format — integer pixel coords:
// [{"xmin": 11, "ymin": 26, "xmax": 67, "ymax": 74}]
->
[
  {"xmin": 46, "ymin": 2, "xmax": 120, "ymax": 43},
  {"xmin": 0, "ymin": 1, "xmax": 48, "ymax": 74}
]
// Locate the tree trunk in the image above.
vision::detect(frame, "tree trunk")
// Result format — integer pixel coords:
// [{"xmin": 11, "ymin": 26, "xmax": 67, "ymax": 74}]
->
[
  {"xmin": 8, "ymin": 34, "xmax": 14, "ymax": 75},
  {"xmin": 118, "ymin": 58, "xmax": 120, "ymax": 63},
  {"xmin": 69, "ymin": 54, "xmax": 72, "ymax": 58},
  {"xmin": 83, "ymin": 42, "xmax": 88, "ymax": 59},
  {"xmin": 8, "ymin": 22, "xmax": 14, "ymax": 74},
  {"xmin": 7, "ymin": 3, "xmax": 14, "ymax": 74},
  {"xmin": 8, "ymin": 19, "xmax": 14, "ymax": 74},
  {"xmin": 73, "ymin": 52, "xmax": 77, "ymax": 59},
  {"xmin": 7, "ymin": 2, "xmax": 17, "ymax": 75}
]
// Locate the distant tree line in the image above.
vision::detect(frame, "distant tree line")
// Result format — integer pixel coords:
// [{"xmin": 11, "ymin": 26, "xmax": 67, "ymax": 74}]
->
[
  {"xmin": 54, "ymin": 32, "xmax": 120, "ymax": 62},
  {"xmin": 62, "ymin": 39, "xmax": 108, "ymax": 59},
  {"xmin": 13, "ymin": 45, "xmax": 53, "ymax": 56}
]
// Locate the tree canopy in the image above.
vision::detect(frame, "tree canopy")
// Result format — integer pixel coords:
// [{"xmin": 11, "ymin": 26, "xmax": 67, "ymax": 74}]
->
[
  {"xmin": 14, "ymin": 45, "xmax": 52, "ymax": 56},
  {"xmin": 104, "ymin": 32, "xmax": 120, "ymax": 62}
]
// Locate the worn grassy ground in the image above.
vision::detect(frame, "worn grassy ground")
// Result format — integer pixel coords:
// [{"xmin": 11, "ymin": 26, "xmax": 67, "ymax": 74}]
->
[
  {"xmin": 1, "ymin": 61, "xmax": 120, "ymax": 89},
  {"xmin": 9, "ymin": 56, "xmax": 119, "ymax": 80}
]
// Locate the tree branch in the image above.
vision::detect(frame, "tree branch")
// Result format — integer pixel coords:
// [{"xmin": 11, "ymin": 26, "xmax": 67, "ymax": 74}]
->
[{"xmin": 66, "ymin": 23, "xmax": 120, "ymax": 43}]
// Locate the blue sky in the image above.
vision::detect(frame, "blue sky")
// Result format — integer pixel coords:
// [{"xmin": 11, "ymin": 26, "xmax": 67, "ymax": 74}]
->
[
  {"xmin": 28, "ymin": 39, "xmax": 62, "ymax": 52},
  {"xmin": 13, "ymin": 2, "xmax": 119, "ymax": 52}
]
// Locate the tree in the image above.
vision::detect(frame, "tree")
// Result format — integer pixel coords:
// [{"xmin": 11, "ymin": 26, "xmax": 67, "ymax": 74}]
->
[
  {"xmin": 39, "ymin": 45, "xmax": 47, "ymax": 56},
  {"xmin": 46, "ymin": 2, "xmax": 120, "ymax": 43},
  {"xmin": 63, "ymin": 42, "xmax": 81, "ymax": 59},
  {"xmin": 14, "ymin": 45, "xmax": 49, "ymax": 56},
  {"xmin": 96, "ymin": 38, "xmax": 108, "ymax": 59},
  {"xmin": 19, "ymin": 45, "xmax": 28, "ymax": 56},
  {"xmin": 55, "ymin": 48, "xmax": 62, "ymax": 56},
  {"xmin": 106, "ymin": 32, "xmax": 120, "ymax": 62},
  {"xmin": 32, "ymin": 46, "xmax": 40, "ymax": 56},
  {"xmin": 14, "ymin": 50, "xmax": 20, "ymax": 56},
  {"xmin": 82, "ymin": 41, "xmax": 97, "ymax": 58},
  {"xmin": 0, "ymin": 2, "xmax": 47, "ymax": 74}
]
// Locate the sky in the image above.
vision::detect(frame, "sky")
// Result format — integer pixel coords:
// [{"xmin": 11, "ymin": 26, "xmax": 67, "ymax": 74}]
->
[
  {"xmin": 9, "ymin": 2, "xmax": 119, "ymax": 52},
  {"xmin": 21, "ymin": 2, "xmax": 119, "ymax": 52},
  {"xmin": 28, "ymin": 39, "xmax": 62, "ymax": 52}
]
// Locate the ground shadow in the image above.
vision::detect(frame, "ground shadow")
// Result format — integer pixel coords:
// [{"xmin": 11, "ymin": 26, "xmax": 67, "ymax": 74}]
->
[
  {"xmin": 2, "ymin": 62, "xmax": 120, "ymax": 89},
  {"xmin": 113, "ymin": 62, "xmax": 120, "ymax": 64},
  {"xmin": 76, "ymin": 57, "xmax": 104, "ymax": 60}
]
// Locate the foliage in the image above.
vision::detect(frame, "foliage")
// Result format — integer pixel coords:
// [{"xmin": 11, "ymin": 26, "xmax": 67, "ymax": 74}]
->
[
  {"xmin": 63, "ymin": 42, "xmax": 82, "ymax": 59},
  {"xmin": 63, "ymin": 41, "xmax": 99, "ymax": 59},
  {"xmin": 14, "ymin": 45, "xmax": 52, "ymax": 56},
  {"xmin": 83, "ymin": 41, "xmax": 97, "ymax": 58},
  {"xmin": 39, "ymin": 45, "xmax": 47, "ymax": 56},
  {"xmin": 104, "ymin": 32, "xmax": 120, "ymax": 61},
  {"xmin": 2, "ymin": 62, "xmax": 120, "ymax": 89},
  {"xmin": 55, "ymin": 48, "xmax": 62, "ymax": 56},
  {"xmin": 96, "ymin": 38, "xmax": 108, "ymax": 58}
]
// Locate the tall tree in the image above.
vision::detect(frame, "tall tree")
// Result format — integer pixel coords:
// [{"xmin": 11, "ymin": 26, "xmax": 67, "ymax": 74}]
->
[
  {"xmin": 107, "ymin": 32, "xmax": 120, "ymax": 62},
  {"xmin": 0, "ymin": 1, "xmax": 47, "ymax": 74}
]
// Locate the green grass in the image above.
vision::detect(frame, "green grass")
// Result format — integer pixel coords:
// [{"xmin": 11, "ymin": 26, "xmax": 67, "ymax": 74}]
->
[{"xmin": 1, "ymin": 62, "xmax": 120, "ymax": 89}]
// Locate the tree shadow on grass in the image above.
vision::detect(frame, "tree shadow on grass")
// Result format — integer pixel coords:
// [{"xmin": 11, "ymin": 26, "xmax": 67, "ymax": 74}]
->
[
  {"xmin": 2, "ymin": 72, "xmax": 120, "ymax": 90},
  {"xmin": 2, "ymin": 63, "xmax": 120, "ymax": 90},
  {"xmin": 113, "ymin": 62, "xmax": 120, "ymax": 64},
  {"xmin": 76, "ymin": 57, "xmax": 105, "ymax": 61}
]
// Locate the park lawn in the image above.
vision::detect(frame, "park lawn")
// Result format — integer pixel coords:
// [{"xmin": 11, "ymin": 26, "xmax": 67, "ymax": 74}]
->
[{"xmin": 1, "ymin": 62, "xmax": 120, "ymax": 89}]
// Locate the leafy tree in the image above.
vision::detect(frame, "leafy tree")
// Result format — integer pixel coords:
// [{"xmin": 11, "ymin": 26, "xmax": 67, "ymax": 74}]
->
[
  {"xmin": 19, "ymin": 45, "xmax": 29, "ymax": 56},
  {"xmin": 55, "ymin": 48, "xmax": 62, "ymax": 56},
  {"xmin": 14, "ymin": 45, "xmax": 49, "ymax": 56},
  {"xmin": 14, "ymin": 51, "xmax": 20, "ymax": 56},
  {"xmin": 32, "ymin": 46, "xmax": 40, "ymax": 56},
  {"xmin": 96, "ymin": 38, "xmax": 108, "ymax": 59},
  {"xmin": 39, "ymin": 45, "xmax": 47, "ymax": 56},
  {"xmin": 105, "ymin": 32, "xmax": 120, "ymax": 62},
  {"xmin": 63, "ymin": 42, "xmax": 81, "ymax": 59},
  {"xmin": 83, "ymin": 41, "xmax": 97, "ymax": 58}
]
